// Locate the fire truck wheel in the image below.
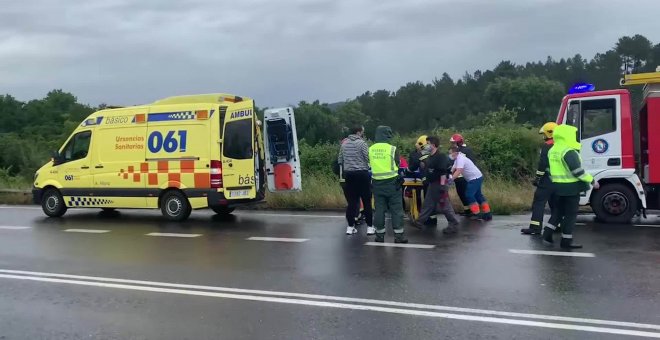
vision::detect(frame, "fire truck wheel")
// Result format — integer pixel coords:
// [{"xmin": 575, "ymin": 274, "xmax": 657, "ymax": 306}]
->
[
  {"xmin": 591, "ymin": 183, "xmax": 638, "ymax": 224},
  {"xmin": 161, "ymin": 190, "xmax": 192, "ymax": 222},
  {"xmin": 210, "ymin": 205, "xmax": 235, "ymax": 215}
]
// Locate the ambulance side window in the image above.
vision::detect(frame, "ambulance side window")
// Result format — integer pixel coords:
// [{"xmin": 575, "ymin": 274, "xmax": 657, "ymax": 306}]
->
[
  {"xmin": 223, "ymin": 119, "xmax": 253, "ymax": 159},
  {"xmin": 581, "ymin": 99, "xmax": 616, "ymax": 139},
  {"xmin": 62, "ymin": 131, "xmax": 92, "ymax": 162}
]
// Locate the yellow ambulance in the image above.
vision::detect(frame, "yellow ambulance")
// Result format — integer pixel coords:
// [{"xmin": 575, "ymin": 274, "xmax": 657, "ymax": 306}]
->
[{"xmin": 32, "ymin": 93, "xmax": 301, "ymax": 221}]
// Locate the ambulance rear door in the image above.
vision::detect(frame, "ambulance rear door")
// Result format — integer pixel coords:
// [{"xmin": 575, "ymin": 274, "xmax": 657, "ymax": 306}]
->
[
  {"xmin": 222, "ymin": 100, "xmax": 257, "ymax": 200},
  {"xmin": 263, "ymin": 107, "xmax": 302, "ymax": 192}
]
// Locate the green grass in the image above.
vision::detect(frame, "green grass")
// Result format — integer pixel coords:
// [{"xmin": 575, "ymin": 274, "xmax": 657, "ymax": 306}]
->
[
  {"xmin": 0, "ymin": 173, "xmax": 535, "ymax": 214},
  {"xmin": 263, "ymin": 174, "xmax": 534, "ymax": 214}
]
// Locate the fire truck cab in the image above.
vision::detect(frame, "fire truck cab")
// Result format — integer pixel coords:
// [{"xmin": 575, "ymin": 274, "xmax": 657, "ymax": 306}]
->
[{"xmin": 555, "ymin": 72, "xmax": 660, "ymax": 223}]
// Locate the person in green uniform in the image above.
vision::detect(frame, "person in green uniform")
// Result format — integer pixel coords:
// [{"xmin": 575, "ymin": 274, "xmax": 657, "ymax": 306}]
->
[
  {"xmin": 369, "ymin": 126, "xmax": 407, "ymax": 244},
  {"xmin": 542, "ymin": 124, "xmax": 599, "ymax": 249}
]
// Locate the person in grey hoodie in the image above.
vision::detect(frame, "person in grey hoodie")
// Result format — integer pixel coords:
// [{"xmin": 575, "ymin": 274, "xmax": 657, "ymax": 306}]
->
[{"xmin": 338, "ymin": 125, "xmax": 374, "ymax": 235}]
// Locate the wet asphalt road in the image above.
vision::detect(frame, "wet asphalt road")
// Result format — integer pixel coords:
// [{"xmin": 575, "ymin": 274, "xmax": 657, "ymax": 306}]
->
[{"xmin": 0, "ymin": 206, "xmax": 659, "ymax": 340}]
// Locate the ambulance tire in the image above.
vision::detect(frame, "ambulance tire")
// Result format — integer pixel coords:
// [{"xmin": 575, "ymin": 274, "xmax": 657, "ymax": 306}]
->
[
  {"xmin": 42, "ymin": 188, "xmax": 67, "ymax": 218},
  {"xmin": 591, "ymin": 183, "xmax": 637, "ymax": 224},
  {"xmin": 211, "ymin": 205, "xmax": 235, "ymax": 216},
  {"xmin": 161, "ymin": 191, "xmax": 192, "ymax": 222}
]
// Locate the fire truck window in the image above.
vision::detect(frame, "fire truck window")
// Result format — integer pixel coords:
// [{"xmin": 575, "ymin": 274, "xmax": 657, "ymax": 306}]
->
[
  {"xmin": 566, "ymin": 102, "xmax": 580, "ymax": 128},
  {"xmin": 581, "ymin": 99, "xmax": 616, "ymax": 139}
]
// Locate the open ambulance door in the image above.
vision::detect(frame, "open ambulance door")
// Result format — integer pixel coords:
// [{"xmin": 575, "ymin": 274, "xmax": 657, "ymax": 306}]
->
[
  {"xmin": 221, "ymin": 100, "xmax": 258, "ymax": 200},
  {"xmin": 263, "ymin": 107, "xmax": 302, "ymax": 192}
]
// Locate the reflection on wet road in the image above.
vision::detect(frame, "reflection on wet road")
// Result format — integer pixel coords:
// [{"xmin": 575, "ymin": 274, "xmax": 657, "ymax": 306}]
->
[{"xmin": 0, "ymin": 206, "xmax": 659, "ymax": 339}]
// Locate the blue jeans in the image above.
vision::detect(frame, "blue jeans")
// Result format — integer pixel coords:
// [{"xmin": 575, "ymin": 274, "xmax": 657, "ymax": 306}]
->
[{"xmin": 465, "ymin": 177, "xmax": 486, "ymax": 205}]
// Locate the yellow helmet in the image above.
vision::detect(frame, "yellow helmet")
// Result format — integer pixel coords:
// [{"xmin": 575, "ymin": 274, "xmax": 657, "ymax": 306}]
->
[
  {"xmin": 415, "ymin": 135, "xmax": 428, "ymax": 150},
  {"xmin": 539, "ymin": 122, "xmax": 557, "ymax": 139}
]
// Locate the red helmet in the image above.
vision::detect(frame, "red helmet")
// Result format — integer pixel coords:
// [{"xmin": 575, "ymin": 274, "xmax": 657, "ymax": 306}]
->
[{"xmin": 450, "ymin": 133, "xmax": 464, "ymax": 144}]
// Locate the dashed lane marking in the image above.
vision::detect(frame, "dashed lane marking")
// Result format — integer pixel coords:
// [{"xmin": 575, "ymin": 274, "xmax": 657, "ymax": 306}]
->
[
  {"xmin": 508, "ymin": 249, "xmax": 595, "ymax": 258},
  {"xmin": 0, "ymin": 226, "xmax": 31, "ymax": 230},
  {"xmin": 64, "ymin": 229, "xmax": 110, "ymax": 234},
  {"xmin": 247, "ymin": 237, "xmax": 309, "ymax": 242},
  {"xmin": 0, "ymin": 270, "xmax": 658, "ymax": 337},
  {"xmin": 365, "ymin": 242, "xmax": 435, "ymax": 249},
  {"xmin": 238, "ymin": 212, "xmax": 344, "ymax": 218},
  {"xmin": 0, "ymin": 206, "xmax": 41, "ymax": 210},
  {"xmin": 146, "ymin": 233, "xmax": 202, "ymax": 238}
]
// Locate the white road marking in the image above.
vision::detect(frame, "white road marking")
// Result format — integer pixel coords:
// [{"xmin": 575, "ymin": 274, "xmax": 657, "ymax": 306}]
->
[
  {"xmin": 0, "ymin": 272, "xmax": 658, "ymax": 337},
  {"xmin": 508, "ymin": 249, "xmax": 595, "ymax": 258},
  {"xmin": 64, "ymin": 229, "xmax": 110, "ymax": 234},
  {"xmin": 0, "ymin": 269, "xmax": 658, "ymax": 332},
  {"xmin": 145, "ymin": 233, "xmax": 201, "ymax": 238},
  {"xmin": 247, "ymin": 237, "xmax": 308, "ymax": 242},
  {"xmin": 0, "ymin": 226, "xmax": 31, "ymax": 230},
  {"xmin": 575, "ymin": 222, "xmax": 586, "ymax": 225},
  {"xmin": 0, "ymin": 206, "xmax": 41, "ymax": 210},
  {"xmin": 365, "ymin": 242, "xmax": 435, "ymax": 249},
  {"xmin": 635, "ymin": 224, "xmax": 660, "ymax": 228},
  {"xmin": 238, "ymin": 212, "xmax": 344, "ymax": 218}
]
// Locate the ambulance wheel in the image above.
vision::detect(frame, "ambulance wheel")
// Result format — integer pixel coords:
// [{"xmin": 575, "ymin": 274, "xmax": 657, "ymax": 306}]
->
[
  {"xmin": 42, "ymin": 188, "xmax": 67, "ymax": 218},
  {"xmin": 591, "ymin": 183, "xmax": 637, "ymax": 224},
  {"xmin": 210, "ymin": 205, "xmax": 235, "ymax": 216},
  {"xmin": 101, "ymin": 208, "xmax": 116, "ymax": 213},
  {"xmin": 161, "ymin": 191, "xmax": 192, "ymax": 222}
]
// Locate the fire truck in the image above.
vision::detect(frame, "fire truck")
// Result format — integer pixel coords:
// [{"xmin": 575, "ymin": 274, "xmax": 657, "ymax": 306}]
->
[{"xmin": 555, "ymin": 70, "xmax": 660, "ymax": 223}]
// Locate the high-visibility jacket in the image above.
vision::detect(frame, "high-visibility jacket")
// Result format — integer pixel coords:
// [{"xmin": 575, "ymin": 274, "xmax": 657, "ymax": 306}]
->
[
  {"xmin": 369, "ymin": 143, "xmax": 398, "ymax": 180},
  {"xmin": 548, "ymin": 144, "xmax": 593, "ymax": 184}
]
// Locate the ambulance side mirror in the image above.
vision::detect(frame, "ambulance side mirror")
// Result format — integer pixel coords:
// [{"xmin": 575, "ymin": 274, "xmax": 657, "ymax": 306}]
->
[{"xmin": 52, "ymin": 151, "xmax": 63, "ymax": 166}]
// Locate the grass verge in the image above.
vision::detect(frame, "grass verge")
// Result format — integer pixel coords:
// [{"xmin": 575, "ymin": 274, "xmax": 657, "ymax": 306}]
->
[
  {"xmin": 0, "ymin": 174, "xmax": 535, "ymax": 215},
  {"xmin": 263, "ymin": 174, "xmax": 533, "ymax": 215}
]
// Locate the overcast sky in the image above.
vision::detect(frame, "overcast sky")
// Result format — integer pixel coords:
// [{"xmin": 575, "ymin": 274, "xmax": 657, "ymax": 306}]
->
[{"xmin": 1, "ymin": 0, "xmax": 659, "ymax": 108}]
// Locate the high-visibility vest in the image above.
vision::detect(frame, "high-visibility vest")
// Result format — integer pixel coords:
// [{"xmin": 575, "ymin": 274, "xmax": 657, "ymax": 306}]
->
[
  {"xmin": 369, "ymin": 143, "xmax": 398, "ymax": 180},
  {"xmin": 548, "ymin": 145, "xmax": 593, "ymax": 184}
]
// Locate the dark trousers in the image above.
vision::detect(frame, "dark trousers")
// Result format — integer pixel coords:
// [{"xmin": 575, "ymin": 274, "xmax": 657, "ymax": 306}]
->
[
  {"xmin": 454, "ymin": 177, "xmax": 469, "ymax": 211},
  {"xmin": 547, "ymin": 195, "xmax": 579, "ymax": 238},
  {"xmin": 373, "ymin": 177, "xmax": 404, "ymax": 234},
  {"xmin": 529, "ymin": 183, "xmax": 557, "ymax": 231},
  {"xmin": 344, "ymin": 171, "xmax": 373, "ymax": 227},
  {"xmin": 417, "ymin": 182, "xmax": 458, "ymax": 225}
]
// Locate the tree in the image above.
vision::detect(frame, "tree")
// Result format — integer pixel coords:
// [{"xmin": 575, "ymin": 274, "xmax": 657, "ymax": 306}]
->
[
  {"xmin": 617, "ymin": 35, "xmax": 653, "ymax": 73},
  {"xmin": 485, "ymin": 76, "xmax": 565, "ymax": 125}
]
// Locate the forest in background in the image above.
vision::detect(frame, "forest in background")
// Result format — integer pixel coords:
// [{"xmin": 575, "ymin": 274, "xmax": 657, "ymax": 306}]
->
[{"xmin": 1, "ymin": 34, "xmax": 657, "ymax": 194}]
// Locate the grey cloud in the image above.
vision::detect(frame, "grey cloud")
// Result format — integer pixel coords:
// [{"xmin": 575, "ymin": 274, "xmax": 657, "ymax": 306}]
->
[{"xmin": 1, "ymin": 0, "xmax": 659, "ymax": 108}]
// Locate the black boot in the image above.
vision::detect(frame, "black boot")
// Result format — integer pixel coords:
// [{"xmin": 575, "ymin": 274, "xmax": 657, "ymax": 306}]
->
[
  {"xmin": 560, "ymin": 238, "xmax": 582, "ymax": 249},
  {"xmin": 394, "ymin": 233, "xmax": 408, "ymax": 244},
  {"xmin": 375, "ymin": 233, "xmax": 385, "ymax": 243},
  {"xmin": 443, "ymin": 223, "xmax": 458, "ymax": 234},
  {"xmin": 542, "ymin": 227, "xmax": 554, "ymax": 245},
  {"xmin": 521, "ymin": 226, "xmax": 542, "ymax": 235}
]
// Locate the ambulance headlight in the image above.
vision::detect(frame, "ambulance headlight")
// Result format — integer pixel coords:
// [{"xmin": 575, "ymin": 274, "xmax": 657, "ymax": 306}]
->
[{"xmin": 34, "ymin": 171, "xmax": 39, "ymax": 181}]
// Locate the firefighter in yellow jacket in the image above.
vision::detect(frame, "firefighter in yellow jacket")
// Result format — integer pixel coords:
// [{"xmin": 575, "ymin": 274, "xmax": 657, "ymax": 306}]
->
[{"xmin": 542, "ymin": 124, "xmax": 599, "ymax": 249}]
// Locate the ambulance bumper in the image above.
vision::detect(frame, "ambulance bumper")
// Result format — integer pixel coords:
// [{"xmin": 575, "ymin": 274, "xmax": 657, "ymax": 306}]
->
[
  {"xmin": 206, "ymin": 190, "xmax": 264, "ymax": 208},
  {"xmin": 32, "ymin": 187, "xmax": 43, "ymax": 205}
]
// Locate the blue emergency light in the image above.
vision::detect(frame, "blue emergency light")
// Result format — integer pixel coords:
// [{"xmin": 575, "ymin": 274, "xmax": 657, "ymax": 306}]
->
[{"xmin": 568, "ymin": 82, "xmax": 595, "ymax": 94}]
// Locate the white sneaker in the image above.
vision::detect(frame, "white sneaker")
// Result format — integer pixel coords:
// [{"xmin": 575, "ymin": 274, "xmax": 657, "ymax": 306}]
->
[
  {"xmin": 346, "ymin": 227, "xmax": 358, "ymax": 235},
  {"xmin": 366, "ymin": 226, "xmax": 376, "ymax": 235}
]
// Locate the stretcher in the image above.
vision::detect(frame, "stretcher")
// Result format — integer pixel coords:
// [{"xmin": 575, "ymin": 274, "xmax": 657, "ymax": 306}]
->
[{"xmin": 402, "ymin": 177, "xmax": 425, "ymax": 221}]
